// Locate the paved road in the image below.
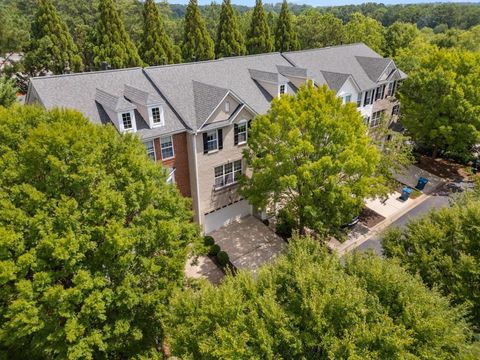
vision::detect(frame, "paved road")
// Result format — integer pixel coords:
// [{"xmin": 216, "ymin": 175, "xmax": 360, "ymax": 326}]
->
[{"xmin": 356, "ymin": 191, "xmax": 451, "ymax": 255}]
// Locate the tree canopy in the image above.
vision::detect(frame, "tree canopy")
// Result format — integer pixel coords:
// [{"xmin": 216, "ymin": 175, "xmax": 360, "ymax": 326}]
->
[
  {"xmin": 382, "ymin": 190, "xmax": 480, "ymax": 330},
  {"xmin": 0, "ymin": 105, "xmax": 199, "ymax": 359},
  {"xmin": 166, "ymin": 237, "xmax": 474, "ymax": 358},
  {"xmin": 182, "ymin": 0, "xmax": 215, "ymax": 61},
  {"xmin": 274, "ymin": 0, "xmax": 299, "ymax": 52},
  {"xmin": 246, "ymin": 0, "xmax": 274, "ymax": 54},
  {"xmin": 297, "ymin": 11, "xmax": 344, "ymax": 50},
  {"xmin": 241, "ymin": 83, "xmax": 386, "ymax": 236},
  {"xmin": 399, "ymin": 48, "xmax": 480, "ymax": 160},
  {"xmin": 384, "ymin": 21, "xmax": 419, "ymax": 57},
  {"xmin": 344, "ymin": 12, "xmax": 386, "ymax": 54},
  {"xmin": 0, "ymin": 76, "xmax": 17, "ymax": 107},
  {"xmin": 139, "ymin": 0, "xmax": 181, "ymax": 65},
  {"xmin": 92, "ymin": 0, "xmax": 143, "ymax": 70},
  {"xmin": 24, "ymin": 0, "xmax": 83, "ymax": 75},
  {"xmin": 215, "ymin": 0, "xmax": 246, "ymax": 58}
]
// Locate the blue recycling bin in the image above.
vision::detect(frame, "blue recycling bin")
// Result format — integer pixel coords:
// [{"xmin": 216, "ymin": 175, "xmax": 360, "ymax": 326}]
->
[
  {"xmin": 415, "ymin": 177, "xmax": 429, "ymax": 191},
  {"xmin": 400, "ymin": 187, "xmax": 412, "ymax": 201}
]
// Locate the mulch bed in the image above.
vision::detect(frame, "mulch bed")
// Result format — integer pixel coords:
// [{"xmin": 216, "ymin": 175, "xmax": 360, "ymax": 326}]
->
[
  {"xmin": 416, "ymin": 155, "xmax": 471, "ymax": 182},
  {"xmin": 359, "ymin": 207, "xmax": 385, "ymax": 228}
]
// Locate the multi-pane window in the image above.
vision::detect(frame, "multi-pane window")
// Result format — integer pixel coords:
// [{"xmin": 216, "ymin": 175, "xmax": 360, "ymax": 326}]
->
[
  {"xmin": 160, "ymin": 135, "xmax": 174, "ymax": 159},
  {"xmin": 370, "ymin": 111, "xmax": 383, "ymax": 128},
  {"xmin": 279, "ymin": 84, "xmax": 286, "ymax": 95},
  {"xmin": 235, "ymin": 122, "xmax": 247, "ymax": 144},
  {"xmin": 122, "ymin": 112, "xmax": 133, "ymax": 130},
  {"xmin": 364, "ymin": 90, "xmax": 372, "ymax": 106},
  {"xmin": 225, "ymin": 101, "xmax": 230, "ymax": 113},
  {"xmin": 343, "ymin": 94, "xmax": 352, "ymax": 103},
  {"xmin": 214, "ymin": 160, "xmax": 242, "ymax": 189},
  {"xmin": 206, "ymin": 130, "xmax": 218, "ymax": 152},
  {"xmin": 375, "ymin": 85, "xmax": 385, "ymax": 100},
  {"xmin": 357, "ymin": 93, "xmax": 363, "ymax": 107},
  {"xmin": 151, "ymin": 107, "xmax": 162, "ymax": 125},
  {"xmin": 387, "ymin": 81, "xmax": 397, "ymax": 97},
  {"xmin": 145, "ymin": 140, "xmax": 156, "ymax": 161}
]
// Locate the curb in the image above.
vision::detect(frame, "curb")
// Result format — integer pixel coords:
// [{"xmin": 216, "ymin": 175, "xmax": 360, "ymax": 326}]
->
[{"xmin": 334, "ymin": 181, "xmax": 447, "ymax": 256}]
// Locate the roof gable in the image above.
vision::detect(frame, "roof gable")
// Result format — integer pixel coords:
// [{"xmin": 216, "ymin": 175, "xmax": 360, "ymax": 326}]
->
[
  {"xmin": 124, "ymin": 84, "xmax": 164, "ymax": 106},
  {"xmin": 95, "ymin": 88, "xmax": 136, "ymax": 112},
  {"xmin": 320, "ymin": 71, "xmax": 351, "ymax": 92},
  {"xmin": 192, "ymin": 81, "xmax": 229, "ymax": 129},
  {"xmin": 355, "ymin": 56, "xmax": 392, "ymax": 82}
]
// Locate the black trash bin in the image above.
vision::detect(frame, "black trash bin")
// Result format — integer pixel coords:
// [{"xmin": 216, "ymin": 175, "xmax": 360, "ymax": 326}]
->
[{"xmin": 415, "ymin": 177, "xmax": 429, "ymax": 191}]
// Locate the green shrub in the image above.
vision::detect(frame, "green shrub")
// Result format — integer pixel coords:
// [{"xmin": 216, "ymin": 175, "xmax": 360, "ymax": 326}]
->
[
  {"xmin": 209, "ymin": 244, "xmax": 221, "ymax": 256},
  {"xmin": 204, "ymin": 235, "xmax": 215, "ymax": 246},
  {"xmin": 217, "ymin": 251, "xmax": 229, "ymax": 267},
  {"xmin": 276, "ymin": 209, "xmax": 296, "ymax": 239}
]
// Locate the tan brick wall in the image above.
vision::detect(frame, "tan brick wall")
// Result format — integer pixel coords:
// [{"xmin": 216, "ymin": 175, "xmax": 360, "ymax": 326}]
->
[{"xmin": 154, "ymin": 132, "xmax": 191, "ymax": 198}]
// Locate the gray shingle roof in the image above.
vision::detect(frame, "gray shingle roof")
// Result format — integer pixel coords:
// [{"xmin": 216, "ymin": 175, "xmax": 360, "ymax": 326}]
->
[
  {"xmin": 29, "ymin": 68, "xmax": 186, "ymax": 139},
  {"xmin": 283, "ymin": 43, "xmax": 391, "ymax": 91},
  {"xmin": 95, "ymin": 88, "xmax": 136, "ymax": 112},
  {"xmin": 192, "ymin": 81, "xmax": 229, "ymax": 128},
  {"xmin": 144, "ymin": 53, "xmax": 295, "ymax": 131},
  {"xmin": 124, "ymin": 84, "xmax": 164, "ymax": 106},
  {"xmin": 276, "ymin": 65, "xmax": 308, "ymax": 78},
  {"xmin": 355, "ymin": 56, "xmax": 392, "ymax": 82},
  {"xmin": 320, "ymin": 71, "xmax": 351, "ymax": 92}
]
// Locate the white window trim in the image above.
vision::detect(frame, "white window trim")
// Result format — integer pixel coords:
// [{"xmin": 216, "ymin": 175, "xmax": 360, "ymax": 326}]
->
[
  {"xmin": 278, "ymin": 84, "xmax": 287, "ymax": 96},
  {"xmin": 160, "ymin": 135, "xmax": 175, "ymax": 160},
  {"xmin": 225, "ymin": 101, "xmax": 230, "ymax": 113},
  {"xmin": 167, "ymin": 167, "xmax": 176, "ymax": 184},
  {"xmin": 214, "ymin": 160, "xmax": 243, "ymax": 190},
  {"xmin": 119, "ymin": 111, "xmax": 136, "ymax": 133},
  {"xmin": 149, "ymin": 106, "xmax": 164, "ymax": 128},
  {"xmin": 343, "ymin": 94, "xmax": 352, "ymax": 104},
  {"xmin": 206, "ymin": 130, "xmax": 219, "ymax": 153},
  {"xmin": 370, "ymin": 111, "xmax": 383, "ymax": 128},
  {"xmin": 237, "ymin": 120, "xmax": 248, "ymax": 145},
  {"xmin": 145, "ymin": 140, "xmax": 156, "ymax": 161}
]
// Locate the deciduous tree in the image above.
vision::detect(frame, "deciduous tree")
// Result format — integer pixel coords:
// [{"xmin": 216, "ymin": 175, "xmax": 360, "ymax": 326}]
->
[
  {"xmin": 24, "ymin": 0, "xmax": 83, "ymax": 75},
  {"xmin": 92, "ymin": 0, "xmax": 143, "ymax": 69},
  {"xmin": 0, "ymin": 76, "xmax": 17, "ymax": 107},
  {"xmin": 344, "ymin": 12, "xmax": 386, "ymax": 54},
  {"xmin": 246, "ymin": 0, "xmax": 274, "ymax": 54},
  {"xmin": 166, "ymin": 237, "xmax": 474, "ymax": 358},
  {"xmin": 182, "ymin": 0, "xmax": 215, "ymax": 61},
  {"xmin": 241, "ymin": 83, "xmax": 386, "ymax": 236},
  {"xmin": 215, "ymin": 0, "xmax": 246, "ymax": 58},
  {"xmin": 383, "ymin": 191, "xmax": 480, "ymax": 329},
  {"xmin": 399, "ymin": 48, "xmax": 480, "ymax": 160},
  {"xmin": 384, "ymin": 21, "xmax": 419, "ymax": 57},
  {"xmin": 274, "ymin": 0, "xmax": 299, "ymax": 52},
  {"xmin": 0, "ymin": 105, "xmax": 198, "ymax": 358},
  {"xmin": 297, "ymin": 10, "xmax": 345, "ymax": 49}
]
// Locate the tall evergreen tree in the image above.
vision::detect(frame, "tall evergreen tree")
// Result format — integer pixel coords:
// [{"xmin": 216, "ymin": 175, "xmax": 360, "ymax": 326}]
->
[
  {"xmin": 182, "ymin": 0, "xmax": 215, "ymax": 61},
  {"xmin": 215, "ymin": 0, "xmax": 246, "ymax": 58},
  {"xmin": 274, "ymin": 0, "xmax": 299, "ymax": 52},
  {"xmin": 92, "ymin": 0, "xmax": 143, "ymax": 70},
  {"xmin": 246, "ymin": 0, "xmax": 274, "ymax": 54},
  {"xmin": 140, "ymin": 0, "xmax": 181, "ymax": 65},
  {"xmin": 24, "ymin": 0, "xmax": 83, "ymax": 75}
]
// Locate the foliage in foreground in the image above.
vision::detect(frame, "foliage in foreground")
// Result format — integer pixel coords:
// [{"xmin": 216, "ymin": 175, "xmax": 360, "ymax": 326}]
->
[
  {"xmin": 0, "ymin": 76, "xmax": 17, "ymax": 107},
  {"xmin": 242, "ymin": 83, "xmax": 386, "ymax": 236},
  {"xmin": 0, "ymin": 105, "xmax": 198, "ymax": 359},
  {"xmin": 166, "ymin": 237, "xmax": 474, "ymax": 359},
  {"xmin": 383, "ymin": 190, "xmax": 480, "ymax": 329}
]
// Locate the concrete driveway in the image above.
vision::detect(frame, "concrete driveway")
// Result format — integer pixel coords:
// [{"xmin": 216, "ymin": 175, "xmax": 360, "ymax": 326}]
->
[{"xmin": 209, "ymin": 216, "xmax": 287, "ymax": 272}]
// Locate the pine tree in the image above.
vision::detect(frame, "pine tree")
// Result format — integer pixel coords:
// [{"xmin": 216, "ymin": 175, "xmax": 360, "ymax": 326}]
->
[
  {"xmin": 274, "ymin": 0, "xmax": 299, "ymax": 52},
  {"xmin": 140, "ymin": 0, "xmax": 181, "ymax": 65},
  {"xmin": 246, "ymin": 0, "xmax": 274, "ymax": 54},
  {"xmin": 182, "ymin": 0, "xmax": 215, "ymax": 61},
  {"xmin": 93, "ymin": 0, "xmax": 143, "ymax": 70},
  {"xmin": 215, "ymin": 0, "xmax": 246, "ymax": 58},
  {"xmin": 24, "ymin": 0, "xmax": 83, "ymax": 75}
]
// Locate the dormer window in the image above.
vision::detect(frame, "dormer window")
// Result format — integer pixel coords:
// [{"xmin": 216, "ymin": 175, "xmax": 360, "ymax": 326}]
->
[
  {"xmin": 279, "ymin": 84, "xmax": 286, "ymax": 96},
  {"xmin": 225, "ymin": 101, "xmax": 230, "ymax": 113},
  {"xmin": 343, "ymin": 94, "xmax": 352, "ymax": 104},
  {"xmin": 122, "ymin": 112, "xmax": 133, "ymax": 130},
  {"xmin": 149, "ymin": 106, "xmax": 164, "ymax": 127}
]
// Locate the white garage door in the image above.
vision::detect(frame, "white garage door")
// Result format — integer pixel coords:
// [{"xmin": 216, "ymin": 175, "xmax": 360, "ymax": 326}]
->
[{"xmin": 204, "ymin": 200, "xmax": 252, "ymax": 234}]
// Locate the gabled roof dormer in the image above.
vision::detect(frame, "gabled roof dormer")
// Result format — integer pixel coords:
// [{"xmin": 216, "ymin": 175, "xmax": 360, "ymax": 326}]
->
[
  {"xmin": 248, "ymin": 69, "xmax": 289, "ymax": 98},
  {"xmin": 124, "ymin": 84, "xmax": 165, "ymax": 128},
  {"xmin": 95, "ymin": 88, "xmax": 137, "ymax": 133},
  {"xmin": 355, "ymin": 56, "xmax": 394, "ymax": 83},
  {"xmin": 276, "ymin": 65, "xmax": 311, "ymax": 89}
]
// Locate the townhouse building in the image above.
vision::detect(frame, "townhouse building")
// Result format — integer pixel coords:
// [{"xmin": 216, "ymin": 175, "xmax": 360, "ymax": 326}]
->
[{"xmin": 26, "ymin": 43, "xmax": 406, "ymax": 234}]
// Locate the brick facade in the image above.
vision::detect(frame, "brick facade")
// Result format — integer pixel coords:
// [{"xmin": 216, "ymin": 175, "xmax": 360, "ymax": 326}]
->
[{"xmin": 153, "ymin": 132, "xmax": 191, "ymax": 198}]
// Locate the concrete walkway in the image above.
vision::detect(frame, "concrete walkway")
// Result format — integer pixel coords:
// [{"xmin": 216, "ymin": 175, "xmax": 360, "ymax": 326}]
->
[
  {"xmin": 209, "ymin": 216, "xmax": 287, "ymax": 273},
  {"xmin": 393, "ymin": 164, "xmax": 444, "ymax": 194},
  {"xmin": 185, "ymin": 255, "xmax": 225, "ymax": 285}
]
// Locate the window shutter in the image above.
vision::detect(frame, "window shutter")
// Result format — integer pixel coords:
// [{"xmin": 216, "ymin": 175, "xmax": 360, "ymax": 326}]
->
[
  {"xmin": 203, "ymin": 132, "xmax": 208, "ymax": 154},
  {"xmin": 218, "ymin": 129, "xmax": 223, "ymax": 150},
  {"xmin": 234, "ymin": 124, "xmax": 239, "ymax": 145},
  {"xmin": 248, "ymin": 120, "xmax": 252, "ymax": 128}
]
